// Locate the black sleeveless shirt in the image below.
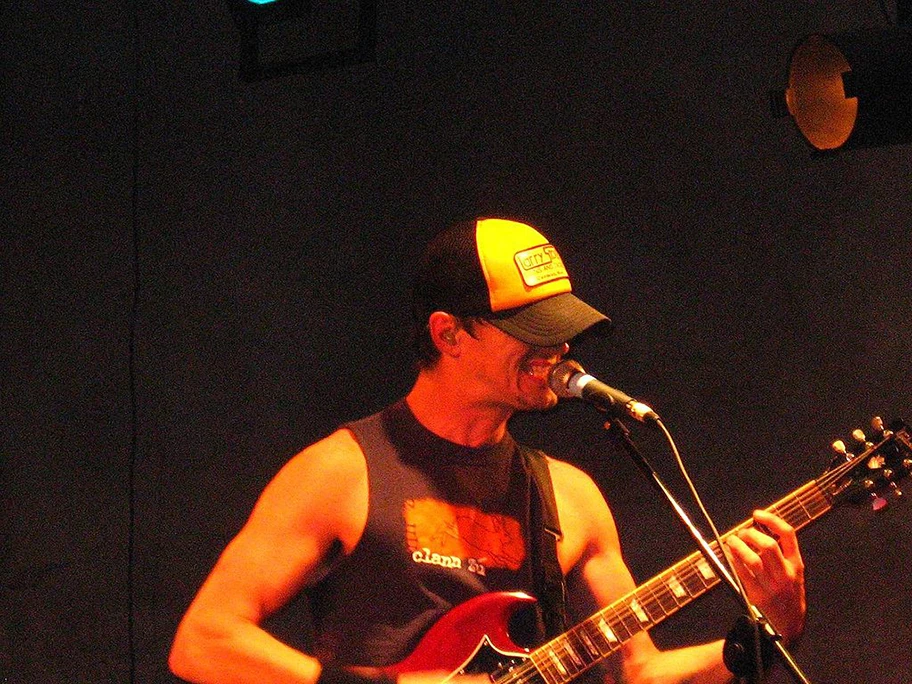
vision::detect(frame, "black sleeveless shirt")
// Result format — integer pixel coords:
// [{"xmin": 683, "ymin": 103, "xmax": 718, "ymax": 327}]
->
[{"xmin": 305, "ymin": 400, "xmax": 537, "ymax": 667}]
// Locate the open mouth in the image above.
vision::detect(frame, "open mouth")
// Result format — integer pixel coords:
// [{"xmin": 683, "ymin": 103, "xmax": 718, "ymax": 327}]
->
[{"xmin": 522, "ymin": 358, "xmax": 558, "ymax": 380}]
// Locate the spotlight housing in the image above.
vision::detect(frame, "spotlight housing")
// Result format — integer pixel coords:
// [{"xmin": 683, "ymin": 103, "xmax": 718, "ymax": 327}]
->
[{"xmin": 773, "ymin": 26, "xmax": 912, "ymax": 151}]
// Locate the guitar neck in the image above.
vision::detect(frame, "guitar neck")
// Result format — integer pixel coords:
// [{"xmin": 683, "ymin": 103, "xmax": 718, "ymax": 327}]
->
[{"xmin": 506, "ymin": 479, "xmax": 833, "ymax": 684}]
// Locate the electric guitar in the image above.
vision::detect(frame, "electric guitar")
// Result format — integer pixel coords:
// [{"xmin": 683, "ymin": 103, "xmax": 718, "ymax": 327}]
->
[{"xmin": 382, "ymin": 419, "xmax": 912, "ymax": 684}]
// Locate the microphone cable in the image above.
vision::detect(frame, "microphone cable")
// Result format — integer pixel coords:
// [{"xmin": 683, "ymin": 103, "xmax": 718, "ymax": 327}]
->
[{"xmin": 652, "ymin": 417, "xmax": 766, "ymax": 680}]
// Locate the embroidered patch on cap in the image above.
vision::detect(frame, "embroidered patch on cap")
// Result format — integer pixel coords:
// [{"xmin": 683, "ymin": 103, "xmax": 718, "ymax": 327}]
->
[{"xmin": 513, "ymin": 244, "xmax": 569, "ymax": 287}]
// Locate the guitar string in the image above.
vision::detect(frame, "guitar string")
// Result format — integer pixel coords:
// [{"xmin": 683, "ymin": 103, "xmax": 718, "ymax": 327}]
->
[
  {"xmin": 498, "ymin": 486, "xmax": 819, "ymax": 684},
  {"xmin": 629, "ymin": 439, "xmax": 898, "ymax": 634},
  {"xmin": 494, "ymin": 432, "xmax": 905, "ymax": 684},
  {"xmin": 611, "ymin": 443, "xmax": 896, "ymax": 652},
  {"xmin": 502, "ymin": 487, "xmax": 817, "ymax": 684}
]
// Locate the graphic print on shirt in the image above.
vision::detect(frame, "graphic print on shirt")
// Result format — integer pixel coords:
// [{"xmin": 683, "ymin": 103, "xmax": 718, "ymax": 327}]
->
[{"xmin": 404, "ymin": 498, "xmax": 525, "ymax": 576}]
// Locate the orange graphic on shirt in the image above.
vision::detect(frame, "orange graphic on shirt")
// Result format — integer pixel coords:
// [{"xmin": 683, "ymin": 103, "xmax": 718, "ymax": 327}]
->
[{"xmin": 403, "ymin": 498, "xmax": 526, "ymax": 571}]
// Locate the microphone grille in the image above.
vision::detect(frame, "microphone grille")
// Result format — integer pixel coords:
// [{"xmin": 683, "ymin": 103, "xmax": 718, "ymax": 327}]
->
[{"xmin": 548, "ymin": 359, "xmax": 585, "ymax": 399}]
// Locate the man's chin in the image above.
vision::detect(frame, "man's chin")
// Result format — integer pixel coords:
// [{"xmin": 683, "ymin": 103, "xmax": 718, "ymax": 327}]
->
[{"xmin": 520, "ymin": 391, "xmax": 559, "ymax": 412}]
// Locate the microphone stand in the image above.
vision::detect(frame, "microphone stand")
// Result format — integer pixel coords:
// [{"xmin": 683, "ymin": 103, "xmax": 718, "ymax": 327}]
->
[{"xmin": 603, "ymin": 418, "xmax": 811, "ymax": 684}]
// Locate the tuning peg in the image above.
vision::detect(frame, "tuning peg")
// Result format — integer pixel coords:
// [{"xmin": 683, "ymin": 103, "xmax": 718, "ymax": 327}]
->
[
  {"xmin": 832, "ymin": 439, "xmax": 849, "ymax": 458},
  {"xmin": 830, "ymin": 439, "xmax": 851, "ymax": 468},
  {"xmin": 870, "ymin": 416, "xmax": 887, "ymax": 439},
  {"xmin": 852, "ymin": 429, "xmax": 873, "ymax": 449},
  {"xmin": 878, "ymin": 467, "xmax": 904, "ymax": 497}
]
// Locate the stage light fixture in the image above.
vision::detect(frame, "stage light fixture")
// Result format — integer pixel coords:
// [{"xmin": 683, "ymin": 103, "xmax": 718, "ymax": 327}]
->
[
  {"xmin": 227, "ymin": 0, "xmax": 308, "ymax": 26},
  {"xmin": 225, "ymin": 0, "xmax": 376, "ymax": 82},
  {"xmin": 772, "ymin": 8, "xmax": 912, "ymax": 152}
]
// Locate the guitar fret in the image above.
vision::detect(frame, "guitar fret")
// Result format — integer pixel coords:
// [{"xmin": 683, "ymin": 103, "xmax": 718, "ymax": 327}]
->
[
  {"xmin": 650, "ymin": 577, "xmax": 681, "ymax": 614},
  {"xmin": 594, "ymin": 614, "xmax": 621, "ymax": 649},
  {"xmin": 562, "ymin": 635, "xmax": 585, "ymax": 669},
  {"xmin": 615, "ymin": 603, "xmax": 645, "ymax": 638},
  {"xmin": 530, "ymin": 649, "xmax": 562, "ymax": 684},
  {"xmin": 582, "ymin": 615, "xmax": 618, "ymax": 658},
  {"xmin": 807, "ymin": 496, "xmax": 829, "ymax": 519},
  {"xmin": 606, "ymin": 603, "xmax": 635, "ymax": 640},
  {"xmin": 576, "ymin": 624, "xmax": 603, "ymax": 659},
  {"xmin": 569, "ymin": 629, "xmax": 598, "ymax": 666},
  {"xmin": 695, "ymin": 557, "xmax": 715, "ymax": 582},
  {"xmin": 797, "ymin": 491, "xmax": 820, "ymax": 520},
  {"xmin": 530, "ymin": 633, "xmax": 593, "ymax": 684},
  {"xmin": 802, "ymin": 488, "xmax": 830, "ymax": 520},
  {"xmin": 638, "ymin": 585, "xmax": 666, "ymax": 623},
  {"xmin": 546, "ymin": 647, "xmax": 569, "ymax": 677},
  {"xmin": 678, "ymin": 561, "xmax": 705, "ymax": 596},
  {"xmin": 770, "ymin": 482, "xmax": 829, "ymax": 530},
  {"xmin": 629, "ymin": 596, "xmax": 651, "ymax": 624},
  {"xmin": 664, "ymin": 572, "xmax": 689, "ymax": 604},
  {"xmin": 679, "ymin": 556, "xmax": 719, "ymax": 599},
  {"xmin": 674, "ymin": 565, "xmax": 700, "ymax": 598},
  {"xmin": 792, "ymin": 496, "xmax": 812, "ymax": 522}
]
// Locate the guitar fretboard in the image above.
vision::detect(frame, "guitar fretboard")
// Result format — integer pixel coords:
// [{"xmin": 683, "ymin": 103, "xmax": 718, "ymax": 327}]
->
[{"xmin": 499, "ymin": 479, "xmax": 832, "ymax": 684}]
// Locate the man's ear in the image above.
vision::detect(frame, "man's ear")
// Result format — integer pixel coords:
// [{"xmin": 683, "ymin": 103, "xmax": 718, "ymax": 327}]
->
[{"xmin": 428, "ymin": 311, "xmax": 461, "ymax": 355}]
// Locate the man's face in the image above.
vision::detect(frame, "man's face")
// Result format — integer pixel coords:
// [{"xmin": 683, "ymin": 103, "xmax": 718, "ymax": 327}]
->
[{"xmin": 458, "ymin": 320, "xmax": 570, "ymax": 413}]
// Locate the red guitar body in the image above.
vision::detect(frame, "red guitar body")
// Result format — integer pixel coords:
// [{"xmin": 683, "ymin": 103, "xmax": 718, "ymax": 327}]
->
[{"xmin": 383, "ymin": 592, "xmax": 537, "ymax": 677}]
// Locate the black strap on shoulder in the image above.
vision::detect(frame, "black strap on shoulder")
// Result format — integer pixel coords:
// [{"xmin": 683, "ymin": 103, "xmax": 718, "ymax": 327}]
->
[{"xmin": 520, "ymin": 445, "xmax": 568, "ymax": 639}]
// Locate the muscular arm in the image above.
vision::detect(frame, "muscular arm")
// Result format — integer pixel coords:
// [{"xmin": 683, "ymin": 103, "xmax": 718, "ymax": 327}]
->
[
  {"xmin": 548, "ymin": 459, "xmax": 806, "ymax": 684},
  {"xmin": 168, "ymin": 429, "xmax": 368, "ymax": 684}
]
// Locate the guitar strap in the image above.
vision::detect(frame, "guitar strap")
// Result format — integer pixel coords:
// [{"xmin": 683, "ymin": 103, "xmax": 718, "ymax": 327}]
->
[{"xmin": 520, "ymin": 445, "xmax": 568, "ymax": 639}]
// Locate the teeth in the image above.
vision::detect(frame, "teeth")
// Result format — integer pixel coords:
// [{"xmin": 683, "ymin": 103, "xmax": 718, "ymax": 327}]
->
[{"xmin": 524, "ymin": 362, "xmax": 551, "ymax": 378}]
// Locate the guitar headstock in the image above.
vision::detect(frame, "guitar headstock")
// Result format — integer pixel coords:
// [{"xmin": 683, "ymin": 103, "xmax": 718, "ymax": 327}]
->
[{"xmin": 823, "ymin": 418, "xmax": 912, "ymax": 510}]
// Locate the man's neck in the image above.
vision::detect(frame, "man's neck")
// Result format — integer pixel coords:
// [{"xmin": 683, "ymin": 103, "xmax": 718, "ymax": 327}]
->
[{"xmin": 406, "ymin": 370, "xmax": 511, "ymax": 448}]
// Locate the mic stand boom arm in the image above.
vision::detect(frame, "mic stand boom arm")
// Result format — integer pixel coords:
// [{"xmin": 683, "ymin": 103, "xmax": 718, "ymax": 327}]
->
[{"xmin": 603, "ymin": 418, "xmax": 811, "ymax": 684}]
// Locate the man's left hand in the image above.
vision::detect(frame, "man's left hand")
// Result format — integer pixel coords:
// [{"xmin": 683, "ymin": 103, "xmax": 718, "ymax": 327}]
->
[{"xmin": 725, "ymin": 508, "xmax": 807, "ymax": 643}]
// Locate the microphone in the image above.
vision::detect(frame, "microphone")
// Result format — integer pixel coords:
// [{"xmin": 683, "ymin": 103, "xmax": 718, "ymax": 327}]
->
[{"xmin": 548, "ymin": 360, "xmax": 659, "ymax": 423}]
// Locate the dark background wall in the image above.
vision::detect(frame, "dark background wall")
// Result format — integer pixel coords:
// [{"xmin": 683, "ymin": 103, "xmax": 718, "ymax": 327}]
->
[{"xmin": 3, "ymin": 2, "xmax": 910, "ymax": 682}]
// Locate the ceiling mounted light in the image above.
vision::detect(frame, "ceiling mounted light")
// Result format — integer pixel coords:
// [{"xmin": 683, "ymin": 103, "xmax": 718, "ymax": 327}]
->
[
  {"xmin": 225, "ymin": 0, "xmax": 376, "ymax": 81},
  {"xmin": 772, "ymin": 10, "xmax": 912, "ymax": 152}
]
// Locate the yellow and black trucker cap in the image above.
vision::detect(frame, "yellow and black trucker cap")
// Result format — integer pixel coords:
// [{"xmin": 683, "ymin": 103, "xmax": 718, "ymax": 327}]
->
[{"xmin": 413, "ymin": 217, "xmax": 611, "ymax": 347}]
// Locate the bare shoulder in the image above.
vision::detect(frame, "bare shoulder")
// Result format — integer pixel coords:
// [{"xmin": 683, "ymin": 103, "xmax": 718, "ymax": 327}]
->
[
  {"xmin": 544, "ymin": 456, "xmax": 608, "ymax": 513},
  {"xmin": 272, "ymin": 428, "xmax": 366, "ymax": 487},
  {"xmin": 541, "ymin": 455, "xmax": 622, "ymax": 572},
  {"xmin": 248, "ymin": 428, "xmax": 368, "ymax": 552}
]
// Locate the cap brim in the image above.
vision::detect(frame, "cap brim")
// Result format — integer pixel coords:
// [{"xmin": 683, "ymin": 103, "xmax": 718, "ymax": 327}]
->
[{"xmin": 487, "ymin": 292, "xmax": 612, "ymax": 347}]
